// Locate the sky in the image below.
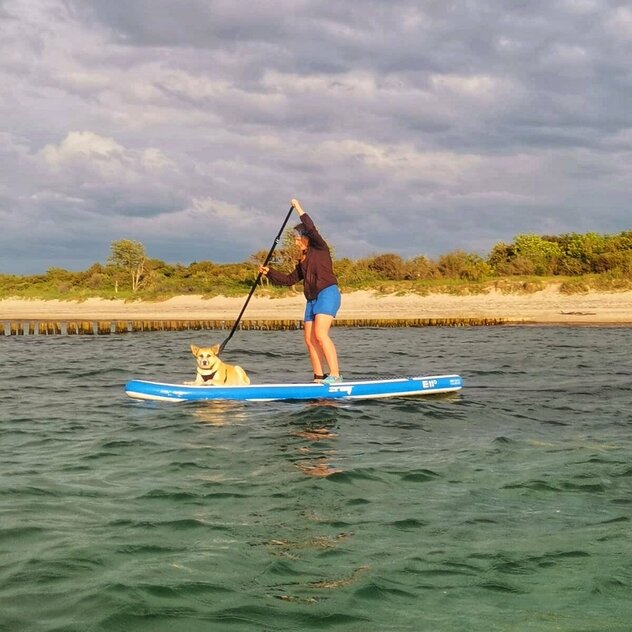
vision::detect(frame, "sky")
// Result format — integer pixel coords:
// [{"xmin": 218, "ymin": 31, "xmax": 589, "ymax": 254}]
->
[{"xmin": 1, "ymin": 0, "xmax": 631, "ymax": 274}]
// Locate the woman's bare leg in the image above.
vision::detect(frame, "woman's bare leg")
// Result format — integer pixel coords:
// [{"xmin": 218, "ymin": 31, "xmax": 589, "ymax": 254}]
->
[
  {"xmin": 312, "ymin": 314, "xmax": 339, "ymax": 377},
  {"xmin": 303, "ymin": 320, "xmax": 326, "ymax": 376}
]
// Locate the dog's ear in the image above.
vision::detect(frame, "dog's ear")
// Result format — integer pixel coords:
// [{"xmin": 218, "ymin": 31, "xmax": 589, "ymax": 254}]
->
[
  {"xmin": 211, "ymin": 344, "xmax": 221, "ymax": 355},
  {"xmin": 191, "ymin": 344, "xmax": 200, "ymax": 356}
]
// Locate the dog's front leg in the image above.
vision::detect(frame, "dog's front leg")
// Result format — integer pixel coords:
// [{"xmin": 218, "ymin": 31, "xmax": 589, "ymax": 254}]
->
[{"xmin": 184, "ymin": 375, "xmax": 205, "ymax": 385}]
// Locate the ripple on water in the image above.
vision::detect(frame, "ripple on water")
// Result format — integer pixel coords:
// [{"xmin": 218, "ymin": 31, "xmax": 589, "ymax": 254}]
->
[{"xmin": 3, "ymin": 328, "xmax": 632, "ymax": 631}]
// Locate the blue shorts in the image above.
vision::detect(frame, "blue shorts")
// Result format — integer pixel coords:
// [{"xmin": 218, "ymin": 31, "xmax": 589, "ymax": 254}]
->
[{"xmin": 304, "ymin": 285, "xmax": 341, "ymax": 322}]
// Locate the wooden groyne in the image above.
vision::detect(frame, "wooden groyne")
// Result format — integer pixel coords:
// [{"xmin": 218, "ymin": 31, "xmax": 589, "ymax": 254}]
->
[{"xmin": 1, "ymin": 317, "xmax": 505, "ymax": 336}]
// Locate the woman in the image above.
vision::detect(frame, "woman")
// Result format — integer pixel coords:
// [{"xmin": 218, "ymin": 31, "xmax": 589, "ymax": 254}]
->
[{"xmin": 259, "ymin": 199, "xmax": 342, "ymax": 384}]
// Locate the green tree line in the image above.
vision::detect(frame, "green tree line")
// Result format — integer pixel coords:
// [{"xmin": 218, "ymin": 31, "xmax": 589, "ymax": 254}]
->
[{"xmin": 2, "ymin": 229, "xmax": 631, "ymax": 300}]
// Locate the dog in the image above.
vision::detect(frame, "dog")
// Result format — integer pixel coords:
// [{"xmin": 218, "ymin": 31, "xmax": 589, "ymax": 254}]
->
[{"xmin": 186, "ymin": 344, "xmax": 250, "ymax": 386}]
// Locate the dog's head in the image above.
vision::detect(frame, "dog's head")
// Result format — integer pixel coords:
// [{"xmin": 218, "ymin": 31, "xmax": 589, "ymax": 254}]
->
[{"xmin": 191, "ymin": 344, "xmax": 221, "ymax": 370}]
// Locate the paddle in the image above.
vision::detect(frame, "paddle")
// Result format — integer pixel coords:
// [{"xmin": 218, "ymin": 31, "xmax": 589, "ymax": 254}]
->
[{"xmin": 218, "ymin": 206, "xmax": 295, "ymax": 353}]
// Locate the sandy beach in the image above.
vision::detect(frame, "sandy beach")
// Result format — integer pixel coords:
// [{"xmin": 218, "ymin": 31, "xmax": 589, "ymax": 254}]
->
[{"xmin": 1, "ymin": 286, "xmax": 631, "ymax": 324}]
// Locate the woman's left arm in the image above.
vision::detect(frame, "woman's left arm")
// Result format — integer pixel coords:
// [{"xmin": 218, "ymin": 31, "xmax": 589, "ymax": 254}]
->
[{"xmin": 291, "ymin": 199, "xmax": 328, "ymax": 250}]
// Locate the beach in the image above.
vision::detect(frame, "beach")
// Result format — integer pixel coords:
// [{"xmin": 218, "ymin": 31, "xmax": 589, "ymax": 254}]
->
[{"xmin": 1, "ymin": 286, "xmax": 631, "ymax": 324}]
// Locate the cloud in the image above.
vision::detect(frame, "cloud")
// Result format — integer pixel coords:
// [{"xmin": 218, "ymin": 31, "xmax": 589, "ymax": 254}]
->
[
  {"xmin": 39, "ymin": 131, "xmax": 174, "ymax": 184},
  {"xmin": 0, "ymin": 0, "xmax": 631, "ymax": 273}
]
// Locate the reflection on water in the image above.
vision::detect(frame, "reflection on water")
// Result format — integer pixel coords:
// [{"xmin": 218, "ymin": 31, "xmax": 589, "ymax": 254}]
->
[
  {"xmin": 291, "ymin": 418, "xmax": 340, "ymax": 478},
  {"xmin": 295, "ymin": 457, "xmax": 340, "ymax": 478},
  {"xmin": 292, "ymin": 427, "xmax": 338, "ymax": 441},
  {"xmin": 191, "ymin": 400, "xmax": 249, "ymax": 425}
]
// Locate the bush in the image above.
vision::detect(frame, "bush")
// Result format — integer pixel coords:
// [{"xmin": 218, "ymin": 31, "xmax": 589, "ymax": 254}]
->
[
  {"xmin": 559, "ymin": 278, "xmax": 590, "ymax": 294},
  {"xmin": 593, "ymin": 251, "xmax": 632, "ymax": 276},
  {"xmin": 367, "ymin": 253, "xmax": 406, "ymax": 280},
  {"xmin": 336, "ymin": 257, "xmax": 379, "ymax": 287},
  {"xmin": 492, "ymin": 255, "xmax": 536, "ymax": 276},
  {"xmin": 404, "ymin": 256, "xmax": 437, "ymax": 280},
  {"xmin": 513, "ymin": 234, "xmax": 562, "ymax": 275},
  {"xmin": 436, "ymin": 251, "xmax": 492, "ymax": 281}
]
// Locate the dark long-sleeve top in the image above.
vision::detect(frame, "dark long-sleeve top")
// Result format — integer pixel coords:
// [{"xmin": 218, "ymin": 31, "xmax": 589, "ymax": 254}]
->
[{"xmin": 265, "ymin": 213, "xmax": 338, "ymax": 300}]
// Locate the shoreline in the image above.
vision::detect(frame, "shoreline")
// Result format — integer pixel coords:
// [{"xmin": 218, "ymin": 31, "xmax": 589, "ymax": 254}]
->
[{"xmin": 1, "ymin": 288, "xmax": 631, "ymax": 325}]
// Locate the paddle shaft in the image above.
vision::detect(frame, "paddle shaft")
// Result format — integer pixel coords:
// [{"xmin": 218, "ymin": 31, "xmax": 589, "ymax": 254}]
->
[{"xmin": 218, "ymin": 206, "xmax": 295, "ymax": 353}]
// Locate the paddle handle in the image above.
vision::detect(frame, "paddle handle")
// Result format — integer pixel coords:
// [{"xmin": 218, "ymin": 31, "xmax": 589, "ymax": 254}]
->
[{"xmin": 218, "ymin": 206, "xmax": 295, "ymax": 353}]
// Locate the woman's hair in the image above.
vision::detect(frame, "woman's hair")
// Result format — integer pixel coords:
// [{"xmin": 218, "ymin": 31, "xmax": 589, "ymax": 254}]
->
[{"xmin": 293, "ymin": 223, "xmax": 308, "ymax": 237}]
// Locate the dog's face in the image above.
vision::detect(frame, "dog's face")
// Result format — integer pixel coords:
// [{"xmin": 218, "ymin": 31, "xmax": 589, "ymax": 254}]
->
[{"xmin": 191, "ymin": 344, "xmax": 221, "ymax": 370}]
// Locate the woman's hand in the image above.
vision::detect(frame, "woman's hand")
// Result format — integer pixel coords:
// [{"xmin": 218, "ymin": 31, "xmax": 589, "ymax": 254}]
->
[
  {"xmin": 259, "ymin": 265, "xmax": 269, "ymax": 276},
  {"xmin": 291, "ymin": 198, "xmax": 305, "ymax": 215}
]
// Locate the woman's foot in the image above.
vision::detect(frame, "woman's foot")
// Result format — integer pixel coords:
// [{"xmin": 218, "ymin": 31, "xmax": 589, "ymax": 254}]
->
[{"xmin": 322, "ymin": 375, "xmax": 343, "ymax": 385}]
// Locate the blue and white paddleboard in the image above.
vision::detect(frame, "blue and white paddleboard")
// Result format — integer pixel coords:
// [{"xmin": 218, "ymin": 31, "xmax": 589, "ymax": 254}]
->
[{"xmin": 124, "ymin": 374, "xmax": 463, "ymax": 402}]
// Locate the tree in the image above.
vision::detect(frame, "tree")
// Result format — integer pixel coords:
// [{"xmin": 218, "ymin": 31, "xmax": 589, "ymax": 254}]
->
[
  {"xmin": 108, "ymin": 239, "xmax": 147, "ymax": 292},
  {"xmin": 248, "ymin": 230, "xmax": 299, "ymax": 271}
]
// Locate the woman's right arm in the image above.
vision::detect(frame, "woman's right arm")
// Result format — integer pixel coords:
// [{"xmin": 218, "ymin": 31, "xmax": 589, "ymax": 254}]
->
[{"xmin": 259, "ymin": 264, "xmax": 302, "ymax": 286}]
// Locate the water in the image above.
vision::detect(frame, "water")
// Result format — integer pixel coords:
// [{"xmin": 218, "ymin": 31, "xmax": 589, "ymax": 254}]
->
[{"xmin": 1, "ymin": 326, "xmax": 632, "ymax": 631}]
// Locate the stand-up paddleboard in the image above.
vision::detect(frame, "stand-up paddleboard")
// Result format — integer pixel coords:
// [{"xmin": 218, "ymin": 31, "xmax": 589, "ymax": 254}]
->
[{"xmin": 124, "ymin": 374, "xmax": 463, "ymax": 402}]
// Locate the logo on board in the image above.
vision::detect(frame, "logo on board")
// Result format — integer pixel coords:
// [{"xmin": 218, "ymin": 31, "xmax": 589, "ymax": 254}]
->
[{"xmin": 328, "ymin": 385, "xmax": 354, "ymax": 395}]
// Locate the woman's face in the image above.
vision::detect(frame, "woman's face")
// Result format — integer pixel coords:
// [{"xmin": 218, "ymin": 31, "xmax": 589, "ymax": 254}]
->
[{"xmin": 294, "ymin": 234, "xmax": 309, "ymax": 250}]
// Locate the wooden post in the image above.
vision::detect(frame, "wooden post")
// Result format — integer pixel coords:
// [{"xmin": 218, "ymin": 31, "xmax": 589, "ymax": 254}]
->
[
  {"xmin": 80, "ymin": 321, "xmax": 94, "ymax": 335},
  {"xmin": 115, "ymin": 321, "xmax": 129, "ymax": 334},
  {"xmin": 10, "ymin": 322, "xmax": 23, "ymax": 335},
  {"xmin": 46, "ymin": 322, "xmax": 61, "ymax": 335},
  {"xmin": 97, "ymin": 321, "xmax": 111, "ymax": 335}
]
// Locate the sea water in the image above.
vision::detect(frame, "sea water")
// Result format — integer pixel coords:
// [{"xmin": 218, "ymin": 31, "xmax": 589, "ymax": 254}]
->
[{"xmin": 1, "ymin": 326, "xmax": 631, "ymax": 631}]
